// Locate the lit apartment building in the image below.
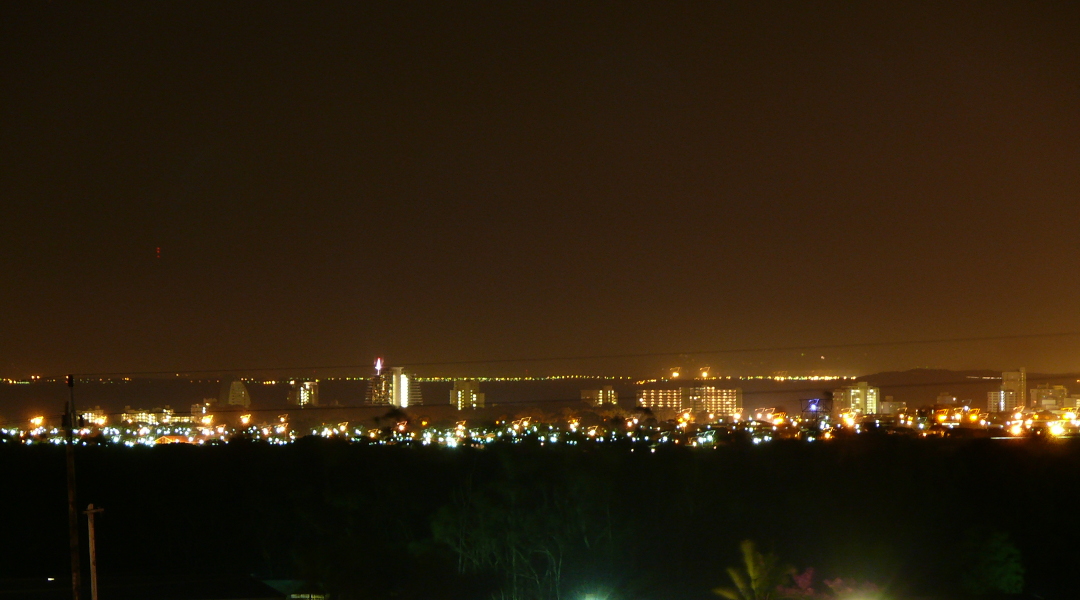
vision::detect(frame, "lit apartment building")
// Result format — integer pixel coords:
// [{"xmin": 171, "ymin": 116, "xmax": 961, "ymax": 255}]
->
[
  {"xmin": 1002, "ymin": 369, "xmax": 1026, "ymax": 409},
  {"xmin": 79, "ymin": 406, "xmax": 107, "ymax": 427},
  {"xmin": 685, "ymin": 387, "xmax": 742, "ymax": 416},
  {"xmin": 636, "ymin": 387, "xmax": 741, "ymax": 415},
  {"xmin": 289, "ymin": 380, "xmax": 319, "ymax": 408},
  {"xmin": 636, "ymin": 389, "xmax": 683, "ymax": 410},
  {"xmin": 121, "ymin": 406, "xmax": 194, "ymax": 425},
  {"xmin": 988, "ymin": 389, "xmax": 1019, "ymax": 413},
  {"xmin": 451, "ymin": 380, "xmax": 485, "ymax": 410},
  {"xmin": 833, "ymin": 382, "xmax": 879, "ymax": 415},
  {"xmin": 582, "ymin": 386, "xmax": 618, "ymax": 407}
]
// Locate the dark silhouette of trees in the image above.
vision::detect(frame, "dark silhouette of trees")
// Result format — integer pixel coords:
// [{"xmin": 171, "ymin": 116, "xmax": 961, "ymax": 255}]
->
[
  {"xmin": 432, "ymin": 451, "xmax": 617, "ymax": 600},
  {"xmin": 5, "ymin": 434, "xmax": 1080, "ymax": 598},
  {"xmin": 958, "ymin": 528, "xmax": 1025, "ymax": 595},
  {"xmin": 714, "ymin": 540, "xmax": 791, "ymax": 600}
]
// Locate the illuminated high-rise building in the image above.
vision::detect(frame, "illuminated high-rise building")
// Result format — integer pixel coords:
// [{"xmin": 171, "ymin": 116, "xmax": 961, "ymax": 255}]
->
[
  {"xmin": 685, "ymin": 387, "xmax": 742, "ymax": 416},
  {"xmin": 1002, "ymin": 368, "xmax": 1026, "ymax": 409},
  {"xmin": 123, "ymin": 405, "xmax": 194, "ymax": 425},
  {"xmin": 289, "ymin": 380, "xmax": 319, "ymax": 408},
  {"xmin": 451, "ymin": 380, "xmax": 485, "ymax": 410},
  {"xmin": 392, "ymin": 367, "xmax": 417, "ymax": 408},
  {"xmin": 581, "ymin": 386, "xmax": 618, "ymax": 407},
  {"xmin": 220, "ymin": 379, "xmax": 251, "ymax": 408},
  {"xmin": 833, "ymin": 382, "xmax": 879, "ymax": 415},
  {"xmin": 636, "ymin": 389, "xmax": 682, "ymax": 410},
  {"xmin": 367, "ymin": 363, "xmax": 421, "ymax": 408},
  {"xmin": 988, "ymin": 389, "xmax": 1018, "ymax": 413},
  {"xmin": 636, "ymin": 387, "xmax": 742, "ymax": 414},
  {"xmin": 79, "ymin": 406, "xmax": 107, "ymax": 427}
]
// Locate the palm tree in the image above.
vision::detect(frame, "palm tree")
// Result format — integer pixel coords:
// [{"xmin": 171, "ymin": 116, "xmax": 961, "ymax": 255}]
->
[{"xmin": 714, "ymin": 540, "xmax": 791, "ymax": 600}]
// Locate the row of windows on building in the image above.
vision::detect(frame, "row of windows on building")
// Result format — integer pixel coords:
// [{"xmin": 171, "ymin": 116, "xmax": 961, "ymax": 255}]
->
[{"xmin": 633, "ymin": 387, "xmax": 744, "ymax": 415}]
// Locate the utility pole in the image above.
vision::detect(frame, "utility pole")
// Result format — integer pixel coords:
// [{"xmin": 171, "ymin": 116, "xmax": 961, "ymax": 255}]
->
[
  {"xmin": 66, "ymin": 374, "xmax": 82, "ymax": 600},
  {"xmin": 84, "ymin": 504, "xmax": 103, "ymax": 600}
]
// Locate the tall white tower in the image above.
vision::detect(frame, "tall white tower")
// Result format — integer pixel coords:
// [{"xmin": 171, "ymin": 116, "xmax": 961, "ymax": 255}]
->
[{"xmin": 391, "ymin": 367, "xmax": 410, "ymax": 408}]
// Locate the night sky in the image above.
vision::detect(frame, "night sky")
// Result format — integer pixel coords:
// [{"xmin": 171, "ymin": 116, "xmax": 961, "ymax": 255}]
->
[{"xmin": 4, "ymin": 1, "xmax": 1080, "ymax": 377}]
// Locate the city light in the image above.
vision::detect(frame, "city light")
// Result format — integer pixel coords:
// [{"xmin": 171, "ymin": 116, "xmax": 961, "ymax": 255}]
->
[{"xmin": 6, "ymin": 371, "xmax": 1080, "ymax": 449}]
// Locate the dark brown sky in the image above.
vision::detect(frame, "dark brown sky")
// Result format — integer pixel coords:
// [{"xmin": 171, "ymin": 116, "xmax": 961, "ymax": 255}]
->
[{"xmin": 3, "ymin": 1, "xmax": 1080, "ymax": 377}]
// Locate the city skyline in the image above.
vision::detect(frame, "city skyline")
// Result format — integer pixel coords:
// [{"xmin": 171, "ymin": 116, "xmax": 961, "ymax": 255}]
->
[
  {"xmin": 7, "ymin": 363, "xmax": 1080, "ymax": 421},
  {"xmin": 7, "ymin": 5, "xmax": 1080, "ymax": 597},
  {"xmin": 6, "ymin": 364, "xmax": 1080, "ymax": 447}
]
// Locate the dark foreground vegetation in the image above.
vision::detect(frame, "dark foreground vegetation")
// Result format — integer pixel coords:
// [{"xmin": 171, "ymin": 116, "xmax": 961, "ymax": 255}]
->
[{"xmin": 1, "ymin": 435, "xmax": 1073, "ymax": 599}]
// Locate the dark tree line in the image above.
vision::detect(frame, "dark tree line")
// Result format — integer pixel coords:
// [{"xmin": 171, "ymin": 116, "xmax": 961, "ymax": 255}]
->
[{"xmin": 0, "ymin": 435, "xmax": 1071, "ymax": 599}]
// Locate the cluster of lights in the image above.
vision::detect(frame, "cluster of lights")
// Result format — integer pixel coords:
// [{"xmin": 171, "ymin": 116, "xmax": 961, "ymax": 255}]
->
[
  {"xmin": 10, "ymin": 404, "xmax": 1080, "ymax": 448},
  {"xmin": 354, "ymin": 413, "xmax": 809, "ymax": 449},
  {"xmin": 930, "ymin": 407, "xmax": 984, "ymax": 425},
  {"xmin": 416, "ymin": 375, "xmax": 638, "ymax": 383},
  {"xmin": 868, "ymin": 406, "xmax": 1080, "ymax": 439},
  {"xmin": 4, "ymin": 413, "xmax": 295, "ymax": 446},
  {"xmin": 636, "ymin": 374, "xmax": 856, "ymax": 385},
  {"xmin": 1003, "ymin": 410, "xmax": 1078, "ymax": 438},
  {"xmin": 4, "ymin": 377, "xmax": 142, "ymax": 384}
]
